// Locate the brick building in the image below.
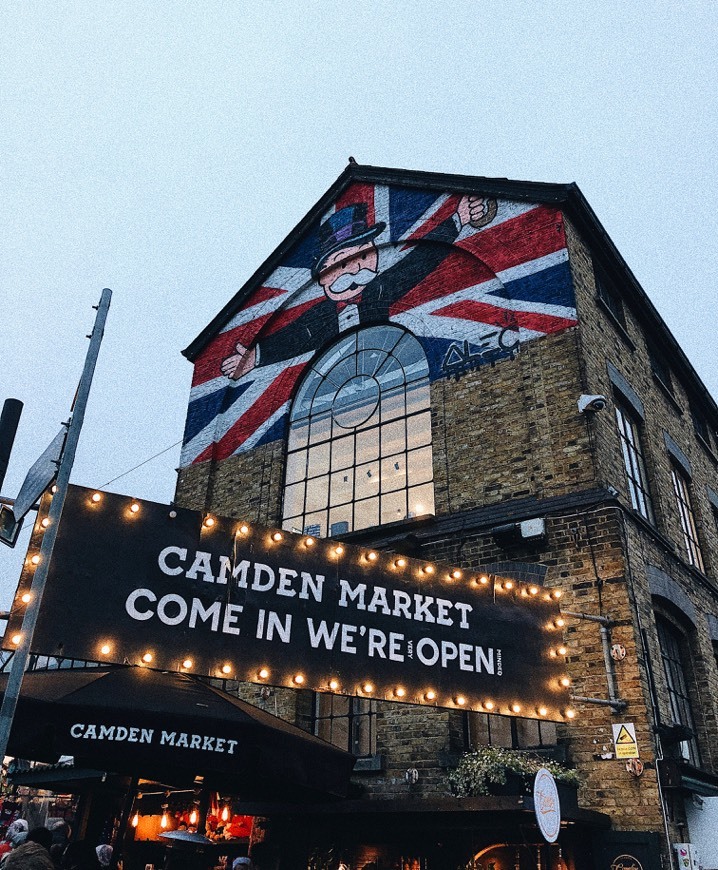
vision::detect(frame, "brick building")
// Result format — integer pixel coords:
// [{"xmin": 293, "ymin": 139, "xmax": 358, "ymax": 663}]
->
[{"xmin": 175, "ymin": 164, "xmax": 718, "ymax": 870}]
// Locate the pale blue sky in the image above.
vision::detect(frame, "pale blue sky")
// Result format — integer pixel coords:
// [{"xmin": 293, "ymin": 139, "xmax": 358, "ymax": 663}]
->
[{"xmin": 2, "ymin": 2, "xmax": 717, "ymax": 607}]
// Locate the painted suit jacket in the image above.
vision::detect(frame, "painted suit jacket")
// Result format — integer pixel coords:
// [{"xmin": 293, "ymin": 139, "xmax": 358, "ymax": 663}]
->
[{"xmin": 254, "ymin": 214, "xmax": 461, "ymax": 367}]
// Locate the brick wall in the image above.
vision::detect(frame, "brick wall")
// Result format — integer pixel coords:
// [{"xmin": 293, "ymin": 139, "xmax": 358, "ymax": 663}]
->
[{"xmin": 174, "ymin": 199, "xmax": 718, "ymax": 854}]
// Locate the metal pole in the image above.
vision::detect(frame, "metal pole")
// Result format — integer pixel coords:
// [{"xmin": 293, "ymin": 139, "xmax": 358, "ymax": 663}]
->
[
  {"xmin": 0, "ymin": 399, "xmax": 23, "ymax": 492},
  {"xmin": 0, "ymin": 289, "xmax": 112, "ymax": 760}
]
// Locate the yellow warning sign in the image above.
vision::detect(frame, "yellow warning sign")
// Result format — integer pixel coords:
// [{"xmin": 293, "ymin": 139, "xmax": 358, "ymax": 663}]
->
[{"xmin": 612, "ymin": 722, "xmax": 639, "ymax": 759}]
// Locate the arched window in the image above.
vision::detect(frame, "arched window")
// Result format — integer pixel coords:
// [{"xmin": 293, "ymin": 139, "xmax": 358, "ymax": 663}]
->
[{"xmin": 282, "ymin": 325, "xmax": 434, "ymax": 536}]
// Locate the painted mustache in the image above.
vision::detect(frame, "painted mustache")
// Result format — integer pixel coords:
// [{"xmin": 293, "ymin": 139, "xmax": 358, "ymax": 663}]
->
[{"xmin": 330, "ymin": 268, "xmax": 378, "ymax": 294}]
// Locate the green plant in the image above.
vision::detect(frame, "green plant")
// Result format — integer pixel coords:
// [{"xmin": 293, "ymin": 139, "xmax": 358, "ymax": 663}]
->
[{"xmin": 447, "ymin": 745, "xmax": 581, "ymax": 796}]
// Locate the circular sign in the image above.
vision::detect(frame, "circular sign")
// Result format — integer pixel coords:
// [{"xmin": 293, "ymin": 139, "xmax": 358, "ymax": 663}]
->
[{"xmin": 533, "ymin": 767, "xmax": 561, "ymax": 843}]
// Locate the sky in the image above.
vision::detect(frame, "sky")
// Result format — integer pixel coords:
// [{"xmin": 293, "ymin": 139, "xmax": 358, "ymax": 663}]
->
[{"xmin": 2, "ymin": 2, "xmax": 717, "ymax": 610}]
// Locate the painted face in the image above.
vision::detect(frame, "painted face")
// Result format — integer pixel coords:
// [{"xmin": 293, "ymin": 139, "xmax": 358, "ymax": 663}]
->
[{"xmin": 319, "ymin": 241, "xmax": 379, "ymax": 301}]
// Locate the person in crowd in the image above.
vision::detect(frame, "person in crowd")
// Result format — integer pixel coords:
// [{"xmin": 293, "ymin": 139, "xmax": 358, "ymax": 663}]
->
[
  {"xmin": 0, "ymin": 821, "xmax": 29, "ymax": 866},
  {"xmin": 60, "ymin": 842, "xmax": 101, "ymax": 870},
  {"xmin": 4, "ymin": 842, "xmax": 54, "ymax": 870},
  {"xmin": 25, "ymin": 832, "xmax": 51, "ymax": 854}
]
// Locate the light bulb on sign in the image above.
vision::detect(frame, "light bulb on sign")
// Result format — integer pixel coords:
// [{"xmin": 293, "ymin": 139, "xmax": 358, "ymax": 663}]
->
[
  {"xmin": 362, "ymin": 682, "xmax": 374, "ymax": 694},
  {"xmin": 41, "ymin": 518, "xmax": 50, "ymax": 528},
  {"xmin": 21, "ymin": 593, "xmax": 31, "ymax": 604},
  {"xmin": 203, "ymin": 516, "xmax": 215, "ymax": 528},
  {"xmin": 183, "ymin": 659, "xmax": 193, "ymax": 670},
  {"xmin": 91, "ymin": 492, "xmax": 102, "ymax": 503},
  {"xmin": 130, "ymin": 502, "xmax": 140, "ymax": 514},
  {"xmin": 293, "ymin": 674, "xmax": 305, "ymax": 685},
  {"xmin": 258, "ymin": 667, "xmax": 270, "ymax": 680},
  {"xmin": 271, "ymin": 531, "xmax": 283, "ymax": 542},
  {"xmin": 222, "ymin": 664, "xmax": 232, "ymax": 675},
  {"xmin": 100, "ymin": 644, "xmax": 111, "ymax": 656},
  {"xmin": 333, "ymin": 545, "xmax": 344, "ymax": 557},
  {"xmin": 424, "ymin": 690, "xmax": 436, "ymax": 702},
  {"xmin": 142, "ymin": 653, "xmax": 153, "ymax": 664}
]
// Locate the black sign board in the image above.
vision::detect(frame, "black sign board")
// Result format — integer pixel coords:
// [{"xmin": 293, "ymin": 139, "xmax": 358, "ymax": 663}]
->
[{"xmin": 7, "ymin": 485, "xmax": 571, "ymax": 719}]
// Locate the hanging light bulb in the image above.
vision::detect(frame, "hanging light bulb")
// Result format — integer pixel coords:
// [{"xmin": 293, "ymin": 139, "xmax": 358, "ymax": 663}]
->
[
  {"xmin": 189, "ymin": 808, "xmax": 198, "ymax": 826},
  {"xmin": 160, "ymin": 810, "xmax": 168, "ymax": 829},
  {"xmin": 131, "ymin": 812, "xmax": 139, "ymax": 828},
  {"xmin": 221, "ymin": 805, "xmax": 229, "ymax": 823}
]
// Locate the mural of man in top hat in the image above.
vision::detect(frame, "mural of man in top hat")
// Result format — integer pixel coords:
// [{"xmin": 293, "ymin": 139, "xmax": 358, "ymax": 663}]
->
[{"xmin": 220, "ymin": 194, "xmax": 495, "ymax": 379}]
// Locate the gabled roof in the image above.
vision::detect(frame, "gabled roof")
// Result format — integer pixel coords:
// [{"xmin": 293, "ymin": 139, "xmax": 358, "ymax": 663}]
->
[{"xmin": 182, "ymin": 162, "xmax": 718, "ymax": 421}]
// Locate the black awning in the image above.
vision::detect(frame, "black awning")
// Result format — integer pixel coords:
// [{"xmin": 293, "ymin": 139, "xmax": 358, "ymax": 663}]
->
[{"xmin": 0, "ymin": 666, "xmax": 354, "ymax": 800}]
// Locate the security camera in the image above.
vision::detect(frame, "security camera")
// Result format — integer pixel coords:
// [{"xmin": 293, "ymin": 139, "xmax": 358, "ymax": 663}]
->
[{"xmin": 578, "ymin": 394, "xmax": 607, "ymax": 414}]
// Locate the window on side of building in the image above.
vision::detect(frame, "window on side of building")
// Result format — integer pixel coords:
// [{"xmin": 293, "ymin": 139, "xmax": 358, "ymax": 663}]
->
[
  {"xmin": 595, "ymin": 267, "xmax": 626, "ymax": 329},
  {"xmin": 466, "ymin": 712, "xmax": 557, "ymax": 750},
  {"xmin": 690, "ymin": 406, "xmax": 713, "ymax": 452},
  {"xmin": 670, "ymin": 464, "xmax": 705, "ymax": 572},
  {"xmin": 615, "ymin": 401, "xmax": 655, "ymax": 524},
  {"xmin": 313, "ymin": 693, "xmax": 377, "ymax": 757},
  {"xmin": 656, "ymin": 614, "xmax": 701, "ymax": 767},
  {"xmin": 648, "ymin": 345, "xmax": 674, "ymax": 395},
  {"xmin": 282, "ymin": 325, "xmax": 434, "ymax": 537}
]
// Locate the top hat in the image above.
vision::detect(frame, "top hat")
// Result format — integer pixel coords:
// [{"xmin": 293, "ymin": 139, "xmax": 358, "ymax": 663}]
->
[{"xmin": 312, "ymin": 204, "xmax": 386, "ymax": 279}]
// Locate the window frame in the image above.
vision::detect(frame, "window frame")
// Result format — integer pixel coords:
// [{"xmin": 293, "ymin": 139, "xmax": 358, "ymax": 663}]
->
[
  {"xmin": 312, "ymin": 692, "xmax": 377, "ymax": 757},
  {"xmin": 615, "ymin": 400, "xmax": 655, "ymax": 524},
  {"xmin": 670, "ymin": 463, "xmax": 705, "ymax": 572},
  {"xmin": 282, "ymin": 325, "xmax": 435, "ymax": 537},
  {"xmin": 655, "ymin": 614, "xmax": 701, "ymax": 767}
]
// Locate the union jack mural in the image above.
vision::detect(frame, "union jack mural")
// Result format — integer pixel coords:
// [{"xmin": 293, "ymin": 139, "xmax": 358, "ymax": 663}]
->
[{"xmin": 181, "ymin": 182, "xmax": 577, "ymax": 467}]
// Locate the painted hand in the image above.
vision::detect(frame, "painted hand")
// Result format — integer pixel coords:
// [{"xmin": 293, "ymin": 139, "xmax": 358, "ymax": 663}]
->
[
  {"xmin": 220, "ymin": 343, "xmax": 256, "ymax": 380},
  {"xmin": 457, "ymin": 194, "xmax": 497, "ymax": 229}
]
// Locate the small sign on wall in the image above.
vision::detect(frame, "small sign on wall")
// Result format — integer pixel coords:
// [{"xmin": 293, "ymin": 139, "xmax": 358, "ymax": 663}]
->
[{"xmin": 612, "ymin": 722, "xmax": 639, "ymax": 759}]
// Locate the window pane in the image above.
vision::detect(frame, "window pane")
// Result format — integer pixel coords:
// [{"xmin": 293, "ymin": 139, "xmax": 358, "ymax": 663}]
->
[
  {"xmin": 285, "ymin": 449, "xmax": 307, "ymax": 485},
  {"xmin": 332, "ymin": 434, "xmax": 354, "ymax": 470},
  {"xmin": 408, "ymin": 483, "xmax": 434, "ymax": 518},
  {"xmin": 381, "ymin": 489, "xmax": 408, "ymax": 525},
  {"xmin": 381, "ymin": 419, "xmax": 406, "ymax": 457},
  {"xmin": 328, "ymin": 505, "xmax": 352, "ymax": 538},
  {"xmin": 305, "ymin": 477, "xmax": 328, "ymax": 512},
  {"xmin": 381, "ymin": 388, "xmax": 406, "ymax": 421},
  {"xmin": 406, "ymin": 381, "xmax": 430, "ymax": 414},
  {"xmin": 283, "ymin": 481, "xmax": 305, "ymax": 519},
  {"xmin": 355, "ymin": 427, "xmax": 380, "ymax": 465},
  {"xmin": 330, "ymin": 468, "xmax": 354, "ymax": 506},
  {"xmin": 301, "ymin": 511, "xmax": 326, "ymax": 537},
  {"xmin": 381, "ymin": 456, "xmax": 407, "ymax": 493},
  {"xmin": 355, "ymin": 461, "xmax": 380, "ymax": 500},
  {"xmin": 408, "ymin": 411, "xmax": 432, "ymax": 448},
  {"xmin": 354, "ymin": 497, "xmax": 379, "ymax": 530},
  {"xmin": 307, "ymin": 442, "xmax": 330, "ymax": 478},
  {"xmin": 309, "ymin": 413, "xmax": 332, "ymax": 445},
  {"xmin": 407, "ymin": 446, "xmax": 433, "ymax": 486}
]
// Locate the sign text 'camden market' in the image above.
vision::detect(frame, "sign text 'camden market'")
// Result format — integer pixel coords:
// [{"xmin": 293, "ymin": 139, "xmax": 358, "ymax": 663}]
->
[{"xmin": 7, "ymin": 485, "xmax": 571, "ymax": 719}]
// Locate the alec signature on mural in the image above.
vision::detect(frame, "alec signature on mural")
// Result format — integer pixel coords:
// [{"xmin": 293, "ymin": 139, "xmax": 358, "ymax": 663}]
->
[{"xmin": 220, "ymin": 195, "xmax": 497, "ymax": 380}]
